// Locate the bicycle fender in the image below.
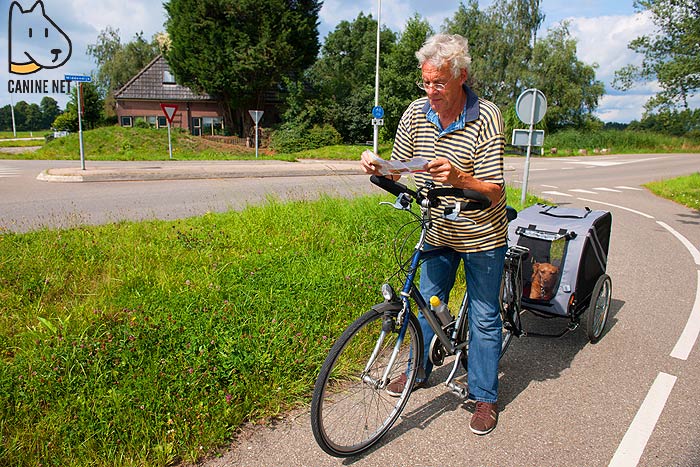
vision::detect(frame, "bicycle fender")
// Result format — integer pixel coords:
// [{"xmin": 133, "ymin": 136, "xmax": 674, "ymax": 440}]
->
[{"xmin": 371, "ymin": 301, "xmax": 403, "ymax": 314}]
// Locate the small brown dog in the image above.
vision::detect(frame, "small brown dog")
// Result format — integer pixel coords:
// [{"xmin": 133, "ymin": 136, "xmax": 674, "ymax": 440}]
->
[{"xmin": 530, "ymin": 262, "xmax": 560, "ymax": 300}]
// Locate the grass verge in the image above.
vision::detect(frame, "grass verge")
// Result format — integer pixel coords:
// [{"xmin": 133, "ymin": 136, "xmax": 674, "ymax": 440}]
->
[{"xmin": 645, "ymin": 172, "xmax": 700, "ymax": 210}]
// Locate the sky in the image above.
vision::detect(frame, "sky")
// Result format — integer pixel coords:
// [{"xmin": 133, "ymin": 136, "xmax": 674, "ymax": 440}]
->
[{"xmin": 1, "ymin": 0, "xmax": 695, "ymax": 124}]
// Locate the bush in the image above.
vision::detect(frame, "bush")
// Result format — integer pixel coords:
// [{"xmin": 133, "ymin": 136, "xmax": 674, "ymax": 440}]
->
[
  {"xmin": 52, "ymin": 112, "xmax": 78, "ymax": 132},
  {"xmin": 270, "ymin": 123, "xmax": 342, "ymax": 153}
]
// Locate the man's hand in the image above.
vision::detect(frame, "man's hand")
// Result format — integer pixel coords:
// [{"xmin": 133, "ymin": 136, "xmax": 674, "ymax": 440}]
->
[
  {"xmin": 426, "ymin": 157, "xmax": 500, "ymax": 207},
  {"xmin": 426, "ymin": 157, "xmax": 460, "ymax": 185},
  {"xmin": 360, "ymin": 150, "xmax": 382, "ymax": 176}
]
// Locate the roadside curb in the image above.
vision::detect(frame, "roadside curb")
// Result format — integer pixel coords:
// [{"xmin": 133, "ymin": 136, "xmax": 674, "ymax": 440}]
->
[{"xmin": 36, "ymin": 160, "xmax": 364, "ymax": 183}]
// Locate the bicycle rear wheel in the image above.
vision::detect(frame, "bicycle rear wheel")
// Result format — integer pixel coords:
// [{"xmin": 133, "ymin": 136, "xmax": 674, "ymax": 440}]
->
[{"xmin": 310, "ymin": 309, "xmax": 422, "ymax": 457}]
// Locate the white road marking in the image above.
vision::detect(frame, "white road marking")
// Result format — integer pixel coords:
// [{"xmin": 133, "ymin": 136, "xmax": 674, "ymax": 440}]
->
[
  {"xmin": 594, "ymin": 187, "xmax": 623, "ymax": 193},
  {"xmin": 567, "ymin": 157, "xmax": 663, "ymax": 168},
  {"xmin": 608, "ymin": 372, "xmax": 677, "ymax": 467},
  {"xmin": 542, "ymin": 191, "xmax": 572, "ymax": 197},
  {"xmin": 657, "ymin": 221, "xmax": 700, "ymax": 266},
  {"xmin": 670, "ymin": 271, "xmax": 700, "ymax": 361},
  {"xmin": 576, "ymin": 198, "xmax": 655, "ymax": 219},
  {"xmin": 615, "ymin": 186, "xmax": 644, "ymax": 191},
  {"xmin": 570, "ymin": 189, "xmax": 598, "ymax": 194},
  {"xmin": 656, "ymin": 221, "xmax": 700, "ymax": 361},
  {"xmin": 0, "ymin": 165, "xmax": 21, "ymax": 178}
]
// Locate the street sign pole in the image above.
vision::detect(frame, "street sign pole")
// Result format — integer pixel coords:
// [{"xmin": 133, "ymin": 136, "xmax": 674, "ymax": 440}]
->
[
  {"xmin": 167, "ymin": 120, "xmax": 173, "ymax": 160},
  {"xmin": 248, "ymin": 111, "xmax": 264, "ymax": 158},
  {"xmin": 515, "ymin": 89, "xmax": 547, "ymax": 205},
  {"xmin": 160, "ymin": 104, "xmax": 178, "ymax": 160},
  {"xmin": 77, "ymin": 82, "xmax": 85, "ymax": 170},
  {"xmin": 372, "ymin": 0, "xmax": 382, "ymax": 155},
  {"xmin": 65, "ymin": 74, "xmax": 92, "ymax": 170},
  {"xmin": 521, "ymin": 102, "xmax": 537, "ymax": 205},
  {"xmin": 255, "ymin": 121, "xmax": 259, "ymax": 158}
]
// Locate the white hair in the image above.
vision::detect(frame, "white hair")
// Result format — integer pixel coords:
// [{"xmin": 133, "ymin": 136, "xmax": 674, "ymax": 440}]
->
[{"xmin": 415, "ymin": 34, "xmax": 471, "ymax": 77}]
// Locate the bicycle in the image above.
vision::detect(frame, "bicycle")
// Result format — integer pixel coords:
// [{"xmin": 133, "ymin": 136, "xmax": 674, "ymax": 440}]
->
[{"xmin": 310, "ymin": 175, "xmax": 529, "ymax": 457}]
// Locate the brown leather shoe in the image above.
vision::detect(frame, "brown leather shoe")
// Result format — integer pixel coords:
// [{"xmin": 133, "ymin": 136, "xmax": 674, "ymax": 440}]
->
[{"xmin": 470, "ymin": 401, "xmax": 498, "ymax": 435}]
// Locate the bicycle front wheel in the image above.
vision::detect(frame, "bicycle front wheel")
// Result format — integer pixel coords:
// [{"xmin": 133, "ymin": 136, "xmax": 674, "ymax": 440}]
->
[{"xmin": 310, "ymin": 309, "xmax": 422, "ymax": 457}]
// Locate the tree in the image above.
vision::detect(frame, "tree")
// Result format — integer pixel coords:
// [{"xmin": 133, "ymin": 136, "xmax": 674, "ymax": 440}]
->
[
  {"xmin": 309, "ymin": 13, "xmax": 396, "ymax": 143},
  {"xmin": 54, "ymin": 83, "xmax": 104, "ymax": 131},
  {"xmin": 443, "ymin": 0, "xmax": 544, "ymax": 107},
  {"xmin": 381, "ymin": 14, "xmax": 434, "ymax": 138},
  {"xmin": 613, "ymin": 0, "xmax": 700, "ymax": 111},
  {"xmin": 164, "ymin": 0, "xmax": 322, "ymax": 135},
  {"xmin": 40, "ymin": 97, "xmax": 61, "ymax": 129},
  {"xmin": 87, "ymin": 27, "xmax": 161, "ymax": 116},
  {"xmin": 24, "ymin": 103, "xmax": 43, "ymax": 132},
  {"xmin": 524, "ymin": 23, "xmax": 605, "ymax": 130}
]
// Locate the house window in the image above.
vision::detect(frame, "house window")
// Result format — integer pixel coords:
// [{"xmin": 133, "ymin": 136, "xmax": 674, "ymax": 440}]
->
[
  {"xmin": 163, "ymin": 70, "xmax": 176, "ymax": 84},
  {"xmin": 157, "ymin": 116, "xmax": 167, "ymax": 128},
  {"xmin": 121, "ymin": 116, "xmax": 133, "ymax": 127},
  {"xmin": 202, "ymin": 116, "xmax": 224, "ymax": 135}
]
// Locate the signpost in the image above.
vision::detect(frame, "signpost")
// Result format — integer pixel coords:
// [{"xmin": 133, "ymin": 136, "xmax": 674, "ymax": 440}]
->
[
  {"xmin": 64, "ymin": 74, "xmax": 92, "ymax": 170},
  {"xmin": 160, "ymin": 104, "xmax": 178, "ymax": 160},
  {"xmin": 514, "ymin": 88, "xmax": 547, "ymax": 204},
  {"xmin": 372, "ymin": 0, "xmax": 384, "ymax": 154},
  {"xmin": 248, "ymin": 110, "xmax": 264, "ymax": 158}
]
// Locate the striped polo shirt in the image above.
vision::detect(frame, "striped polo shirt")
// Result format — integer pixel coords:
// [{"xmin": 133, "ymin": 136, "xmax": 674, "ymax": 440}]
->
[{"xmin": 391, "ymin": 84, "xmax": 507, "ymax": 253}]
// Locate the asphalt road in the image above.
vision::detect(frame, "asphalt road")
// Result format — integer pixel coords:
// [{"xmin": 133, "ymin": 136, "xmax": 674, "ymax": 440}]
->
[
  {"xmin": 0, "ymin": 159, "xmax": 373, "ymax": 232},
  {"xmin": 1, "ymin": 153, "xmax": 699, "ymax": 467}
]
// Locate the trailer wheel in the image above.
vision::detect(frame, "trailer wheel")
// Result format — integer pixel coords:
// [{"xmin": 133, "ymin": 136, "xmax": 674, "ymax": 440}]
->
[{"xmin": 586, "ymin": 274, "xmax": 612, "ymax": 343}]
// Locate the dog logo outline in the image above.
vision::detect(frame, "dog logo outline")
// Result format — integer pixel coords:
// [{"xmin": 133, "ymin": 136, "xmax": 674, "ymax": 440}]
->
[{"xmin": 8, "ymin": 0, "xmax": 72, "ymax": 75}]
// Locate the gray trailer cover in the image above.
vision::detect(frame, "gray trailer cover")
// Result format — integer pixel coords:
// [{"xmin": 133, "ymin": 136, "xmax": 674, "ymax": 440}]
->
[{"xmin": 507, "ymin": 204, "xmax": 612, "ymax": 317}]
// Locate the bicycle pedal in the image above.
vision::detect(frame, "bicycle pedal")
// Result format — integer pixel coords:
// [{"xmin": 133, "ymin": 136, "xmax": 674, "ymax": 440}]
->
[{"xmin": 446, "ymin": 376, "xmax": 469, "ymax": 399}]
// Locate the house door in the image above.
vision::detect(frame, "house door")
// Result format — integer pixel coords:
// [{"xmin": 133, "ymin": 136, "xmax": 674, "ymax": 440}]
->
[{"xmin": 191, "ymin": 117, "xmax": 202, "ymax": 136}]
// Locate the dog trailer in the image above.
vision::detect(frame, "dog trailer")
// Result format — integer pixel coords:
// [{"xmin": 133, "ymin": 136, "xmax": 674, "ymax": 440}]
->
[{"xmin": 507, "ymin": 204, "xmax": 613, "ymax": 341}]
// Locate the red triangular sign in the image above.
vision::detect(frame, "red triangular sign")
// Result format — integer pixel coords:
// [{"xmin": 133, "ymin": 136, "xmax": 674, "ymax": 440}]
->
[{"xmin": 160, "ymin": 104, "xmax": 178, "ymax": 124}]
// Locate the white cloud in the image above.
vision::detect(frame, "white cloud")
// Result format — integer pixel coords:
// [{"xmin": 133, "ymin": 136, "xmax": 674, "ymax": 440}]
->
[
  {"xmin": 567, "ymin": 11, "xmax": 654, "ymax": 82},
  {"xmin": 595, "ymin": 92, "xmax": 650, "ymax": 123},
  {"xmin": 563, "ymin": 11, "xmax": 659, "ymax": 122}
]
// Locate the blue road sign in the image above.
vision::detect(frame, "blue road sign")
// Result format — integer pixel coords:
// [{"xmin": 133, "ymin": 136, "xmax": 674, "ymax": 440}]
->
[
  {"xmin": 372, "ymin": 105, "xmax": 384, "ymax": 119},
  {"xmin": 64, "ymin": 74, "xmax": 92, "ymax": 82}
]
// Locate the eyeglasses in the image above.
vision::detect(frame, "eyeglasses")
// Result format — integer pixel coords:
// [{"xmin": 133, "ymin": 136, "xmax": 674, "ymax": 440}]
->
[{"xmin": 416, "ymin": 80, "xmax": 449, "ymax": 92}]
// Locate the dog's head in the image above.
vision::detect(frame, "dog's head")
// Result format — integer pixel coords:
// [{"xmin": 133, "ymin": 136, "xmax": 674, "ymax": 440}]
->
[
  {"xmin": 532, "ymin": 262, "xmax": 559, "ymax": 288},
  {"xmin": 9, "ymin": 0, "xmax": 72, "ymax": 74}
]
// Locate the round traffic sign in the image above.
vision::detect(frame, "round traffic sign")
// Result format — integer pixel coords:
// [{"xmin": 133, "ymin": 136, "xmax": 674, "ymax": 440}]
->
[
  {"xmin": 372, "ymin": 106, "xmax": 385, "ymax": 119},
  {"xmin": 515, "ymin": 89, "xmax": 547, "ymax": 125}
]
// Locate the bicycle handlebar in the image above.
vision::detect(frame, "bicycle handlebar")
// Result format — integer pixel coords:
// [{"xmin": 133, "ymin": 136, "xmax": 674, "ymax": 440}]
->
[
  {"xmin": 369, "ymin": 175, "xmax": 491, "ymax": 212},
  {"xmin": 369, "ymin": 175, "xmax": 417, "ymax": 199}
]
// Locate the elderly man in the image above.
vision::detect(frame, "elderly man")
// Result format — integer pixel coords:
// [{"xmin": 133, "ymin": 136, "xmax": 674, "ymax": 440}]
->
[{"xmin": 360, "ymin": 33, "xmax": 507, "ymax": 435}]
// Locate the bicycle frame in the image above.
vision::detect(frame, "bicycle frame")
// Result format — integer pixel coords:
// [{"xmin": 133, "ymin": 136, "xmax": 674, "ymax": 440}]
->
[{"xmin": 370, "ymin": 191, "xmax": 475, "ymax": 393}]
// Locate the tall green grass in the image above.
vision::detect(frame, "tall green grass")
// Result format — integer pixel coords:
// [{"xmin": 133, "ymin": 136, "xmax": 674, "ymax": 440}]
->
[
  {"xmin": 1, "ymin": 187, "xmax": 533, "ymax": 466},
  {"xmin": 0, "ymin": 194, "xmax": 417, "ymax": 466},
  {"xmin": 545, "ymin": 128, "xmax": 700, "ymax": 155}
]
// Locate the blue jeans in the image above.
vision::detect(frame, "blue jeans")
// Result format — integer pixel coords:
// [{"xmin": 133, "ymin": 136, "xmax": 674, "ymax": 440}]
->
[{"xmin": 418, "ymin": 244, "xmax": 506, "ymax": 404}]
